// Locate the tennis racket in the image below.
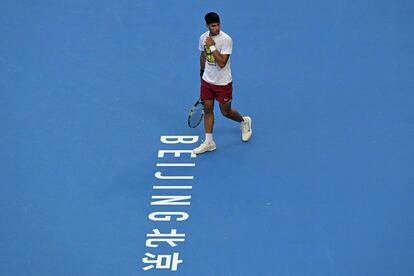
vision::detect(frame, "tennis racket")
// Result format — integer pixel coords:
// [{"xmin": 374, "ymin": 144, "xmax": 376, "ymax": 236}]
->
[{"xmin": 187, "ymin": 99, "xmax": 204, "ymax": 128}]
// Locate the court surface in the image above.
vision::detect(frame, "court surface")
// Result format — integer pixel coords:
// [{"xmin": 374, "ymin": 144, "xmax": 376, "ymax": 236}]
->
[{"xmin": 1, "ymin": 0, "xmax": 414, "ymax": 275}]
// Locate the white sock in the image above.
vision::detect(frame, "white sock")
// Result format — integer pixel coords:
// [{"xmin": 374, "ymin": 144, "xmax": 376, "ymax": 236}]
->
[{"xmin": 205, "ymin": 133, "xmax": 213, "ymax": 143}]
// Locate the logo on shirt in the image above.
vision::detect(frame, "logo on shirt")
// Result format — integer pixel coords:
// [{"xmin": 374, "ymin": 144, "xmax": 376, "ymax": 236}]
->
[{"xmin": 204, "ymin": 45, "xmax": 216, "ymax": 65}]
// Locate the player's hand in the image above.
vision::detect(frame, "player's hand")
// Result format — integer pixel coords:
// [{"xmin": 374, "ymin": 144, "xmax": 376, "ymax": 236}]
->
[{"xmin": 205, "ymin": 36, "xmax": 215, "ymax": 46}]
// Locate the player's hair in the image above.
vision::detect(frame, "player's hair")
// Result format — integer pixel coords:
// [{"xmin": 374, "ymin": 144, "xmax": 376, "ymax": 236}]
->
[{"xmin": 204, "ymin": 12, "xmax": 220, "ymax": 25}]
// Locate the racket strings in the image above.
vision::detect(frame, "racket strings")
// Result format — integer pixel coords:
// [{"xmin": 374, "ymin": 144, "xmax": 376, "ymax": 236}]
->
[{"xmin": 188, "ymin": 101, "xmax": 204, "ymax": 128}]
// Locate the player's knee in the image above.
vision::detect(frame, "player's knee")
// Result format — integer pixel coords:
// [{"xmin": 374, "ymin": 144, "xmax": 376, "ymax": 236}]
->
[
  {"xmin": 220, "ymin": 108, "xmax": 231, "ymax": 117},
  {"xmin": 204, "ymin": 106, "xmax": 214, "ymax": 114}
]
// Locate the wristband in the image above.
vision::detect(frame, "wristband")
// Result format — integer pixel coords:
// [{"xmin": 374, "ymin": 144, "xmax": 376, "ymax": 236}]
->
[{"xmin": 209, "ymin": 45, "xmax": 217, "ymax": 52}]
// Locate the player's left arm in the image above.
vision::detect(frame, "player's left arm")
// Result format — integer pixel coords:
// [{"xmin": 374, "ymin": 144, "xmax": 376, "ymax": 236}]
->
[
  {"xmin": 205, "ymin": 36, "xmax": 230, "ymax": 68},
  {"xmin": 211, "ymin": 52, "xmax": 230, "ymax": 68}
]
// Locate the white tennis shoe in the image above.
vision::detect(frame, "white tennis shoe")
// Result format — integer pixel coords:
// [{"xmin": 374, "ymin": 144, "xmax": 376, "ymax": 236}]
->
[
  {"xmin": 192, "ymin": 140, "xmax": 216, "ymax": 155},
  {"xmin": 241, "ymin": 116, "xmax": 252, "ymax": 141}
]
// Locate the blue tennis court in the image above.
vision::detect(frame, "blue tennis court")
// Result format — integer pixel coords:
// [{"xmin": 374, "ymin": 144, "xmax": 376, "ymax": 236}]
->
[{"xmin": 1, "ymin": 0, "xmax": 413, "ymax": 275}]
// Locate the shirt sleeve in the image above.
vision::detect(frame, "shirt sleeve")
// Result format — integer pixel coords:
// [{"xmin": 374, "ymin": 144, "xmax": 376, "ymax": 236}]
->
[
  {"xmin": 220, "ymin": 36, "xmax": 233, "ymax": 55},
  {"xmin": 199, "ymin": 34, "xmax": 205, "ymax": 51}
]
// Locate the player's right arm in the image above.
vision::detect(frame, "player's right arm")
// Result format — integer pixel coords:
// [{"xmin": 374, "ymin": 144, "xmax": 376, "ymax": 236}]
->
[
  {"xmin": 200, "ymin": 51, "xmax": 206, "ymax": 77},
  {"xmin": 199, "ymin": 34, "xmax": 206, "ymax": 78}
]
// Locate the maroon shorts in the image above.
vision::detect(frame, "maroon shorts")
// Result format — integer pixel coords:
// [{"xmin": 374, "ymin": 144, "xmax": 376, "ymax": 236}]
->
[{"xmin": 200, "ymin": 79, "xmax": 233, "ymax": 104}]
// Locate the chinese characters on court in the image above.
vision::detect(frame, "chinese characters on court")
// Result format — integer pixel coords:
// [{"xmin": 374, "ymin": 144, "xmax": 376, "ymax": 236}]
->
[{"xmin": 142, "ymin": 136, "xmax": 199, "ymax": 271}]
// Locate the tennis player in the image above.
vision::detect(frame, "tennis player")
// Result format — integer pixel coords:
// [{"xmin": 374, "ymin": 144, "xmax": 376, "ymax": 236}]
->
[{"xmin": 193, "ymin": 12, "xmax": 252, "ymax": 155}]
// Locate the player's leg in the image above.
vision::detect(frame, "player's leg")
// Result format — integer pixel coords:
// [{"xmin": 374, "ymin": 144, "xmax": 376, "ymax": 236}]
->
[
  {"xmin": 193, "ymin": 82, "xmax": 217, "ymax": 154},
  {"xmin": 203, "ymin": 100, "xmax": 215, "ymax": 133},
  {"xmin": 219, "ymin": 101, "xmax": 252, "ymax": 141},
  {"xmin": 217, "ymin": 82, "xmax": 252, "ymax": 142},
  {"xmin": 219, "ymin": 101, "xmax": 243, "ymax": 122},
  {"xmin": 217, "ymin": 82, "xmax": 242, "ymax": 122}
]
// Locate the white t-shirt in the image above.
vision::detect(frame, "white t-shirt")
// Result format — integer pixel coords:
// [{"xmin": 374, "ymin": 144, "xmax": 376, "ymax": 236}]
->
[{"xmin": 199, "ymin": 31, "xmax": 232, "ymax": 85}]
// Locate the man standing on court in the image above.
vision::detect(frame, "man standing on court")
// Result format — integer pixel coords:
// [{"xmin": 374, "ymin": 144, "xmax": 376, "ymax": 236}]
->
[{"xmin": 193, "ymin": 12, "xmax": 252, "ymax": 155}]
